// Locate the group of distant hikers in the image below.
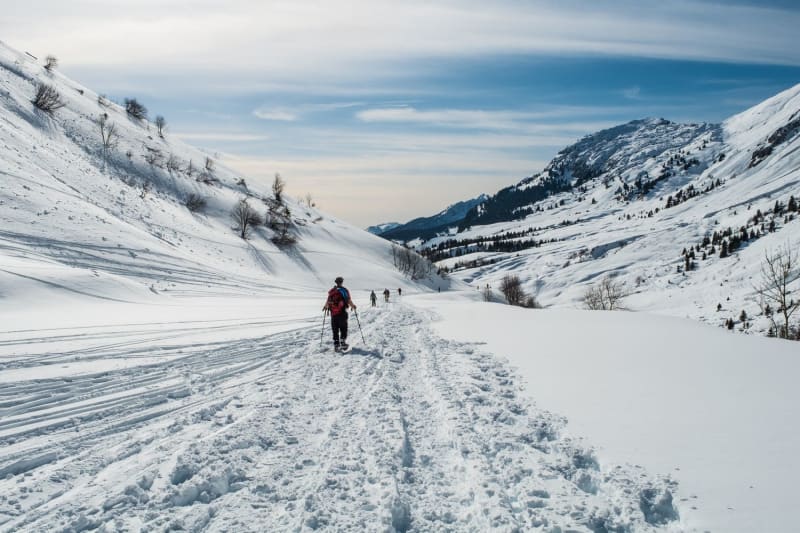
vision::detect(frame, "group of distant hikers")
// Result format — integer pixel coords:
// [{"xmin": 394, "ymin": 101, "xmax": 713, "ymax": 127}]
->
[
  {"xmin": 322, "ymin": 277, "xmax": 402, "ymax": 352},
  {"xmin": 368, "ymin": 287, "xmax": 400, "ymax": 306}
]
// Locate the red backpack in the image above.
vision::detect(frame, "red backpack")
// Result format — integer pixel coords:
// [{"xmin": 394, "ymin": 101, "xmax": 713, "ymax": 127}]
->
[{"xmin": 327, "ymin": 287, "xmax": 349, "ymax": 315}]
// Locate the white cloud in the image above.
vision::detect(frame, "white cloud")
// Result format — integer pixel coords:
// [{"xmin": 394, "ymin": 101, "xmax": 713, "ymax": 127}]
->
[
  {"xmin": 252, "ymin": 101, "xmax": 365, "ymax": 122},
  {"xmin": 622, "ymin": 86, "xmax": 642, "ymax": 100},
  {"xmin": 173, "ymin": 132, "xmax": 270, "ymax": 142},
  {"xmin": 3, "ymin": 0, "xmax": 798, "ymax": 86},
  {"xmin": 355, "ymin": 106, "xmax": 620, "ymax": 134},
  {"xmin": 253, "ymin": 108, "xmax": 297, "ymax": 121},
  {"xmin": 357, "ymin": 107, "xmax": 530, "ymax": 130}
]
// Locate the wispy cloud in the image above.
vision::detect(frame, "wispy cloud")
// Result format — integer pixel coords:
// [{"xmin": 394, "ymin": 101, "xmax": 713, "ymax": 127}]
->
[
  {"xmin": 253, "ymin": 101, "xmax": 365, "ymax": 122},
  {"xmin": 356, "ymin": 106, "xmax": 622, "ymax": 134},
  {"xmin": 621, "ymin": 86, "xmax": 642, "ymax": 100},
  {"xmin": 5, "ymin": 0, "xmax": 799, "ymax": 86},
  {"xmin": 253, "ymin": 108, "xmax": 297, "ymax": 121},
  {"xmin": 173, "ymin": 132, "xmax": 270, "ymax": 142},
  {"xmin": 357, "ymin": 107, "xmax": 534, "ymax": 130}
]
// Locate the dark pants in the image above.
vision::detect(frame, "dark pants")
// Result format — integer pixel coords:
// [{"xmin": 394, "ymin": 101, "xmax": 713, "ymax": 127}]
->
[{"xmin": 331, "ymin": 312, "xmax": 348, "ymax": 345}]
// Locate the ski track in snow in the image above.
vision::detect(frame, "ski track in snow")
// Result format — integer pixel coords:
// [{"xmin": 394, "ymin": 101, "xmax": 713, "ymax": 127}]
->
[{"xmin": 0, "ymin": 304, "xmax": 678, "ymax": 532}]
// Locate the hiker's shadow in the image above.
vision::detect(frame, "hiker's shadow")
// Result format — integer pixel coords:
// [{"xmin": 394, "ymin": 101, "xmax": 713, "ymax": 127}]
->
[{"xmin": 350, "ymin": 347, "xmax": 382, "ymax": 359}]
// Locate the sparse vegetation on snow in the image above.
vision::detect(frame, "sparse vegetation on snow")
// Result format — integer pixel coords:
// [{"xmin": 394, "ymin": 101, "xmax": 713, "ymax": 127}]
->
[
  {"xmin": 124, "ymin": 97, "xmax": 148, "ymax": 120},
  {"xmin": 32, "ymin": 83, "xmax": 64, "ymax": 113}
]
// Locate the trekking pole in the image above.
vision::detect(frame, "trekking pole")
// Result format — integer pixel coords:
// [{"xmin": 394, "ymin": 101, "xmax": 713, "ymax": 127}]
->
[
  {"xmin": 319, "ymin": 309, "xmax": 328, "ymax": 350},
  {"xmin": 354, "ymin": 309, "xmax": 366, "ymax": 344}
]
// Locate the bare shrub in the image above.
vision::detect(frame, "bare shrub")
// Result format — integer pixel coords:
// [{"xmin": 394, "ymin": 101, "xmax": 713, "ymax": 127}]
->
[
  {"xmin": 197, "ymin": 171, "xmax": 217, "ymax": 184},
  {"xmin": 495, "ymin": 274, "xmax": 540, "ymax": 308},
  {"xmin": 185, "ymin": 194, "xmax": 207, "ymax": 213},
  {"xmin": 392, "ymin": 244, "xmax": 434, "ymax": 280},
  {"xmin": 32, "ymin": 83, "xmax": 64, "ymax": 113},
  {"xmin": 186, "ymin": 160, "xmax": 196, "ymax": 176},
  {"xmin": 124, "ymin": 98, "xmax": 148, "ymax": 120},
  {"xmin": 755, "ymin": 243, "xmax": 800, "ymax": 339},
  {"xmin": 97, "ymin": 94, "xmax": 110, "ymax": 107},
  {"xmin": 166, "ymin": 154, "xmax": 182, "ymax": 173},
  {"xmin": 155, "ymin": 115, "xmax": 166, "ymax": 137},
  {"xmin": 524, "ymin": 295, "xmax": 542, "ymax": 309},
  {"xmin": 204, "ymin": 156, "xmax": 214, "ymax": 172},
  {"xmin": 98, "ymin": 114, "xmax": 119, "ymax": 156},
  {"xmin": 273, "ymin": 173, "xmax": 286, "ymax": 204},
  {"xmin": 500, "ymin": 275, "xmax": 525, "ymax": 306},
  {"xmin": 144, "ymin": 148, "xmax": 163, "ymax": 169},
  {"xmin": 44, "ymin": 55, "xmax": 58, "ymax": 72},
  {"xmin": 266, "ymin": 203, "xmax": 296, "ymax": 245},
  {"xmin": 583, "ymin": 276, "xmax": 630, "ymax": 310},
  {"xmin": 231, "ymin": 199, "xmax": 263, "ymax": 239},
  {"xmin": 271, "ymin": 224, "xmax": 296, "ymax": 245}
]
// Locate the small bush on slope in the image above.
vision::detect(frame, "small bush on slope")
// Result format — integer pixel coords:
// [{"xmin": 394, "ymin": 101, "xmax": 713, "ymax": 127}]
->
[{"xmin": 32, "ymin": 83, "xmax": 64, "ymax": 113}]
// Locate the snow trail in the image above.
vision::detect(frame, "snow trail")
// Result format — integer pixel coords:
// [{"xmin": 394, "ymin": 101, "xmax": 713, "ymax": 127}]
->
[{"xmin": 0, "ymin": 303, "xmax": 678, "ymax": 532}]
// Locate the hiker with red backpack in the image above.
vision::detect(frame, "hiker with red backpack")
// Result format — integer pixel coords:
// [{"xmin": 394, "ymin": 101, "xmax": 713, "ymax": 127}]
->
[{"xmin": 323, "ymin": 276, "xmax": 357, "ymax": 352}]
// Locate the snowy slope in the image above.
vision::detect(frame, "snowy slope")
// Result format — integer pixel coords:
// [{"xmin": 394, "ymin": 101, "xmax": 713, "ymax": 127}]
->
[
  {"xmin": 413, "ymin": 85, "xmax": 800, "ymax": 334},
  {"xmin": 416, "ymin": 294, "xmax": 800, "ymax": 533},
  {"xmin": 0, "ymin": 40, "xmax": 439, "ymax": 311}
]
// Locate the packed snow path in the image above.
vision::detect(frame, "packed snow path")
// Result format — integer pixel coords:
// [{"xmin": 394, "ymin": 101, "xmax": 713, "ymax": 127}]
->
[{"xmin": 0, "ymin": 303, "xmax": 678, "ymax": 532}]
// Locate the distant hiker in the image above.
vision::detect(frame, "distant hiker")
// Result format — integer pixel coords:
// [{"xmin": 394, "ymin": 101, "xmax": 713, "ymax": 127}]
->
[
  {"xmin": 370, "ymin": 290, "xmax": 377, "ymax": 307},
  {"xmin": 397, "ymin": 287, "xmax": 402, "ymax": 296},
  {"xmin": 383, "ymin": 288, "xmax": 390, "ymax": 303},
  {"xmin": 324, "ymin": 276, "xmax": 357, "ymax": 352}
]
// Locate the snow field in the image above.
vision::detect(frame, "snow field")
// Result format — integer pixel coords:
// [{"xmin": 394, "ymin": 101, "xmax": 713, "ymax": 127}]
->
[
  {"xmin": 416, "ymin": 294, "xmax": 800, "ymax": 533},
  {"xmin": 1, "ymin": 299, "xmax": 678, "ymax": 532}
]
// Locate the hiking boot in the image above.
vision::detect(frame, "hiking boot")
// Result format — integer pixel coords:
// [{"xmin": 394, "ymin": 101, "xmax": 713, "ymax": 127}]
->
[
  {"xmin": 334, "ymin": 344, "xmax": 341, "ymax": 352},
  {"xmin": 340, "ymin": 342, "xmax": 350, "ymax": 352}
]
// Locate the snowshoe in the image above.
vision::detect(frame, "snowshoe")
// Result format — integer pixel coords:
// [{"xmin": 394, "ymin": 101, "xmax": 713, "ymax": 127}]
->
[{"xmin": 340, "ymin": 343, "xmax": 351, "ymax": 353}]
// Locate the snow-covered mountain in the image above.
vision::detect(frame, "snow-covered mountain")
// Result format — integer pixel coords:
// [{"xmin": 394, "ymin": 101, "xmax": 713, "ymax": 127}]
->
[
  {"xmin": 405, "ymin": 87, "xmax": 800, "ymax": 334},
  {"xmin": 459, "ymin": 118, "xmax": 719, "ymax": 229},
  {"xmin": 366, "ymin": 221, "xmax": 401, "ymax": 235},
  {"xmin": 373, "ymin": 194, "xmax": 488, "ymax": 242}
]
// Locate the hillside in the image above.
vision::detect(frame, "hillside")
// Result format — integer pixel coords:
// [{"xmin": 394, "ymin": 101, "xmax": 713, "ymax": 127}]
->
[
  {"xmin": 458, "ymin": 118, "xmax": 719, "ymax": 229},
  {"xmin": 0, "ymin": 41, "xmax": 438, "ymax": 310},
  {"xmin": 393, "ymin": 85, "xmax": 800, "ymax": 335}
]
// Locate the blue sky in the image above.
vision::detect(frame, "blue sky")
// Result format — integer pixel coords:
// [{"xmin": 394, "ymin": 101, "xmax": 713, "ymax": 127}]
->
[{"xmin": 3, "ymin": 0, "xmax": 800, "ymax": 226}]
